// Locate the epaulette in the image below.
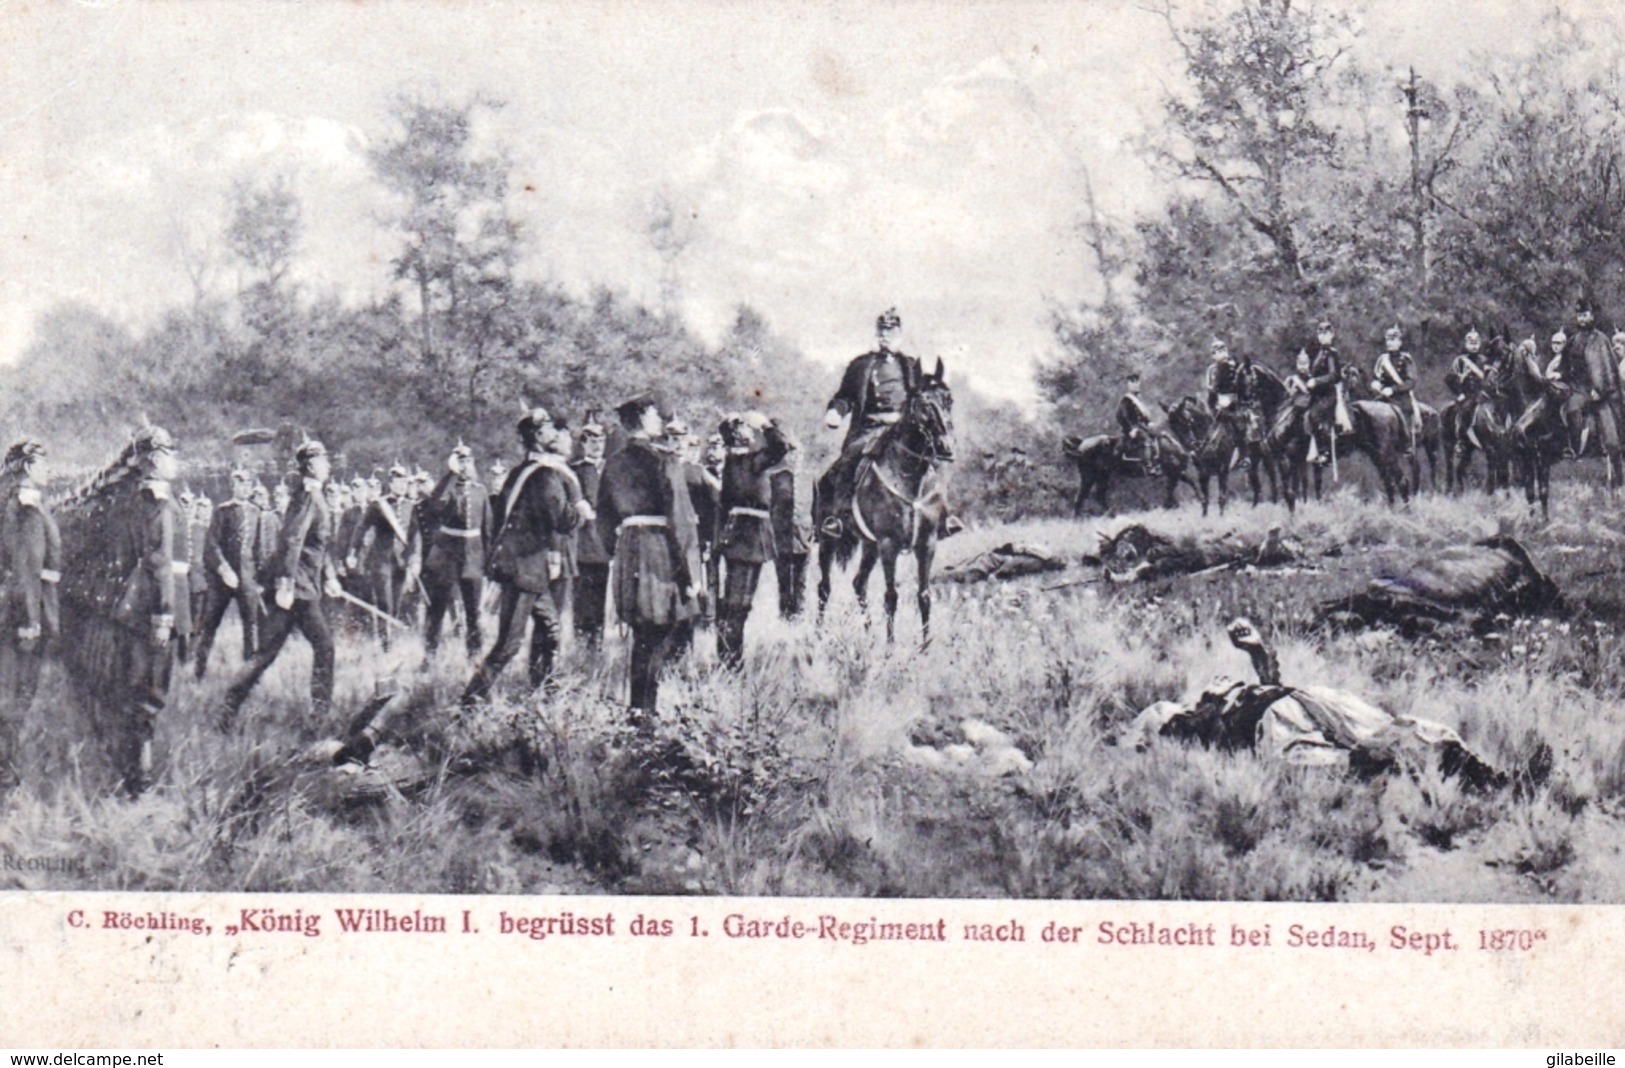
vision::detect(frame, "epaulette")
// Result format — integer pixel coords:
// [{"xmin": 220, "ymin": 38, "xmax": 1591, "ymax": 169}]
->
[
  {"xmin": 142, "ymin": 479, "xmax": 171, "ymax": 502},
  {"xmin": 16, "ymin": 486, "xmax": 41, "ymax": 509}
]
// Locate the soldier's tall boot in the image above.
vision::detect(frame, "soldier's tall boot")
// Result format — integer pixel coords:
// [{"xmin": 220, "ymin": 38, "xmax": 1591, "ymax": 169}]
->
[
  {"xmin": 527, "ymin": 626, "xmax": 558, "ymax": 693},
  {"xmin": 716, "ymin": 604, "xmax": 743, "ymax": 671}
]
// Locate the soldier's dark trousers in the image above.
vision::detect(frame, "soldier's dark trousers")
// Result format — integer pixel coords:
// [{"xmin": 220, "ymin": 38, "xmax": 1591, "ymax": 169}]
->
[
  {"xmin": 573, "ymin": 563, "xmax": 609, "ymax": 645},
  {"xmin": 461, "ymin": 584, "xmax": 557, "ymax": 705},
  {"xmin": 194, "ymin": 580, "xmax": 259, "ymax": 678},
  {"xmin": 717, "ymin": 560, "xmax": 763, "ymax": 670},
  {"xmin": 776, "ymin": 551, "xmax": 808, "ymax": 619},
  {"xmin": 367, "ymin": 567, "xmax": 404, "ymax": 649},
  {"xmin": 628, "ymin": 623, "xmax": 676, "ymax": 714},
  {"xmin": 224, "ymin": 598, "xmax": 336, "ymax": 721},
  {"xmin": 0, "ymin": 639, "xmax": 41, "ymax": 788},
  {"xmin": 425, "ymin": 576, "xmax": 484, "ymax": 656},
  {"xmin": 116, "ymin": 637, "xmax": 174, "ymax": 797}
]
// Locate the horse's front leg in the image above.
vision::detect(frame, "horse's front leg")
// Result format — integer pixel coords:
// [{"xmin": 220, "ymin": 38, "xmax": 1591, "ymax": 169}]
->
[
  {"xmin": 878, "ymin": 544, "xmax": 900, "ymax": 645},
  {"xmin": 853, "ymin": 541, "xmax": 878, "ymax": 621},
  {"xmin": 915, "ymin": 535, "xmax": 935, "ymax": 648},
  {"xmin": 816, "ymin": 537, "xmax": 835, "ymax": 619}
]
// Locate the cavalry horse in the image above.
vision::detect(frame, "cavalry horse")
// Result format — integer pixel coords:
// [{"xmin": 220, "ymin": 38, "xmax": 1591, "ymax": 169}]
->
[
  {"xmin": 1511, "ymin": 331, "xmax": 1625, "ymax": 519},
  {"xmin": 1165, "ymin": 363, "xmax": 1290, "ymax": 516},
  {"xmin": 1442, "ymin": 344, "xmax": 1518, "ymax": 497},
  {"xmin": 814, "ymin": 360, "xmax": 955, "ymax": 644},
  {"xmin": 1061, "ymin": 430, "xmax": 1192, "ymax": 517},
  {"xmin": 1267, "ymin": 382, "xmax": 1416, "ymax": 511},
  {"xmin": 1340, "ymin": 365, "xmax": 1442, "ymax": 494}
]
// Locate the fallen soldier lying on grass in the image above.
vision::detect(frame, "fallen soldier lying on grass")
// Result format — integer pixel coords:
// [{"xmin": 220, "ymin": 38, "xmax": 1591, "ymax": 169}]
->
[{"xmin": 1117, "ymin": 618, "xmax": 1542, "ymax": 793}]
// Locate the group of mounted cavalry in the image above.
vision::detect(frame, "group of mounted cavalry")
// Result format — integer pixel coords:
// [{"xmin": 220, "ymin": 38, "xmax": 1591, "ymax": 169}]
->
[{"xmin": 1064, "ymin": 303, "xmax": 1625, "ymax": 520}]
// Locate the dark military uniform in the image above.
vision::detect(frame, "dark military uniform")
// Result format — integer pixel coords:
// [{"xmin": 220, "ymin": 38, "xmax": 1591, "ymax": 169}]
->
[
  {"xmin": 715, "ymin": 417, "xmax": 792, "ymax": 668},
  {"xmin": 596, "ymin": 436, "xmax": 702, "ymax": 715},
  {"xmin": 1306, "ymin": 339, "xmax": 1342, "ymax": 459},
  {"xmin": 461, "ymin": 453, "xmax": 581, "ymax": 704},
  {"xmin": 1373, "ymin": 347, "xmax": 1420, "ymax": 444},
  {"xmin": 414, "ymin": 468, "xmax": 492, "ymax": 656},
  {"xmin": 194, "ymin": 495, "xmax": 263, "ymax": 676},
  {"xmin": 0, "ymin": 465, "xmax": 61, "ymax": 780},
  {"xmin": 1116, "ymin": 388, "xmax": 1157, "ymax": 462},
  {"xmin": 350, "ymin": 488, "xmax": 415, "ymax": 648},
  {"xmin": 768, "ymin": 463, "xmax": 810, "ymax": 620},
  {"xmin": 818, "ymin": 342, "xmax": 924, "ymax": 532},
  {"xmin": 571, "ymin": 454, "xmax": 610, "ymax": 646},
  {"xmin": 224, "ymin": 468, "xmax": 337, "ymax": 726},
  {"xmin": 60, "ymin": 449, "xmax": 177, "ymax": 797},
  {"xmin": 184, "ymin": 502, "xmax": 210, "ymax": 655}
]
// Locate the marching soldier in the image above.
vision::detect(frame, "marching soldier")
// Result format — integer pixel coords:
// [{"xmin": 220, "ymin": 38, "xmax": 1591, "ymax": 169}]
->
[
  {"xmin": 596, "ymin": 395, "xmax": 702, "ymax": 719},
  {"xmin": 414, "ymin": 443, "xmax": 491, "ymax": 659},
  {"xmin": 1116, "ymin": 370, "xmax": 1159, "ymax": 464},
  {"xmin": 1306, "ymin": 319, "xmax": 1345, "ymax": 464},
  {"xmin": 768, "ymin": 454, "xmax": 811, "ymax": 620},
  {"xmin": 221, "ymin": 439, "xmax": 342, "ymax": 730},
  {"xmin": 194, "ymin": 467, "xmax": 264, "ymax": 678},
  {"xmin": 461, "ymin": 408, "xmax": 586, "ymax": 705},
  {"xmin": 1372, "ymin": 323, "xmax": 1420, "ymax": 448},
  {"xmin": 0, "ymin": 440, "xmax": 60, "ymax": 785},
  {"xmin": 571, "ymin": 416, "xmax": 611, "ymax": 649},
  {"xmin": 348, "ymin": 463, "xmax": 416, "ymax": 648},
  {"xmin": 714, "ymin": 412, "xmax": 792, "ymax": 668},
  {"xmin": 818, "ymin": 308, "xmax": 962, "ymax": 539}
]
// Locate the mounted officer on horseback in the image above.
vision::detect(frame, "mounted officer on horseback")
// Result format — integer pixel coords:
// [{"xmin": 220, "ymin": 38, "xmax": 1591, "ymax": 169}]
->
[{"xmin": 816, "ymin": 307, "xmax": 962, "ymax": 542}]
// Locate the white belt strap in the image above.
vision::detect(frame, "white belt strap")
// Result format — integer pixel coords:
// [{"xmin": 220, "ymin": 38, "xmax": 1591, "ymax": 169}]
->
[
  {"xmin": 620, "ymin": 516, "xmax": 668, "ymax": 530},
  {"xmin": 728, "ymin": 507, "xmax": 770, "ymax": 520}
]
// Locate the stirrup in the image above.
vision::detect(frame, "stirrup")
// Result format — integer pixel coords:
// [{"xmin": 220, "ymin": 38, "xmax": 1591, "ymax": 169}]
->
[
  {"xmin": 820, "ymin": 516, "xmax": 845, "ymax": 539},
  {"xmin": 942, "ymin": 516, "xmax": 965, "ymax": 538}
]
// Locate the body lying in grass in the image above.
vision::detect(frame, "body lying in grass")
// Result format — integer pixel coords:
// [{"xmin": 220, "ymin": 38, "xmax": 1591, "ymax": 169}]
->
[{"xmin": 1120, "ymin": 618, "xmax": 1521, "ymax": 791}]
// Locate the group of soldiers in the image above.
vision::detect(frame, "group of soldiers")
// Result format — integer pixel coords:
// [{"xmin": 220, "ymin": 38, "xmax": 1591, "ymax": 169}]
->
[
  {"xmin": 0, "ymin": 306, "xmax": 959, "ymax": 797},
  {"xmin": 1114, "ymin": 298, "xmax": 1625, "ymax": 470}
]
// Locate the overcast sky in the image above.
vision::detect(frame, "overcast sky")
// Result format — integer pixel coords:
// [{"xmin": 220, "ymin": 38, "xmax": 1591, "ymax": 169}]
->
[{"xmin": 1, "ymin": 0, "xmax": 1610, "ymax": 406}]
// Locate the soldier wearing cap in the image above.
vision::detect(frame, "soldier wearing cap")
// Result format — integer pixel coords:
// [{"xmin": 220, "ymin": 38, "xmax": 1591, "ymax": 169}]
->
[
  {"xmin": 1372, "ymin": 323, "xmax": 1420, "ymax": 448},
  {"xmin": 461, "ymin": 407, "xmax": 587, "ymax": 705},
  {"xmin": 596, "ymin": 395, "xmax": 702, "ymax": 718},
  {"xmin": 0, "ymin": 440, "xmax": 60, "ymax": 782},
  {"xmin": 1305, "ymin": 319, "xmax": 1344, "ymax": 463},
  {"xmin": 1116, "ymin": 370, "xmax": 1159, "ymax": 464},
  {"xmin": 194, "ymin": 467, "xmax": 265, "ymax": 678},
  {"xmin": 413, "ymin": 442, "xmax": 492, "ymax": 659},
  {"xmin": 57, "ymin": 425, "xmax": 180, "ymax": 796},
  {"xmin": 221, "ymin": 439, "xmax": 342, "ymax": 730},
  {"xmin": 571, "ymin": 415, "xmax": 612, "ymax": 648},
  {"xmin": 714, "ymin": 411, "xmax": 792, "ymax": 668},
  {"xmin": 1446, "ymin": 328, "xmax": 1489, "ymax": 451},
  {"xmin": 1544, "ymin": 324, "xmax": 1591, "ymax": 457},
  {"xmin": 348, "ymin": 462, "xmax": 417, "ymax": 648},
  {"xmin": 819, "ymin": 308, "xmax": 963, "ymax": 539},
  {"xmin": 1556, "ymin": 295, "xmax": 1622, "ymax": 460}
]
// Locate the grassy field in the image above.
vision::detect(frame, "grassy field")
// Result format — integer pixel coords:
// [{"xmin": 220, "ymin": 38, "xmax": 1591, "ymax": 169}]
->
[{"xmin": 5, "ymin": 474, "xmax": 1625, "ymax": 902}]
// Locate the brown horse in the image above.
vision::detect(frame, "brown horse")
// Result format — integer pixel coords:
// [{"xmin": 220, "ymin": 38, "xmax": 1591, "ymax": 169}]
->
[{"xmin": 814, "ymin": 361, "xmax": 955, "ymax": 644}]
